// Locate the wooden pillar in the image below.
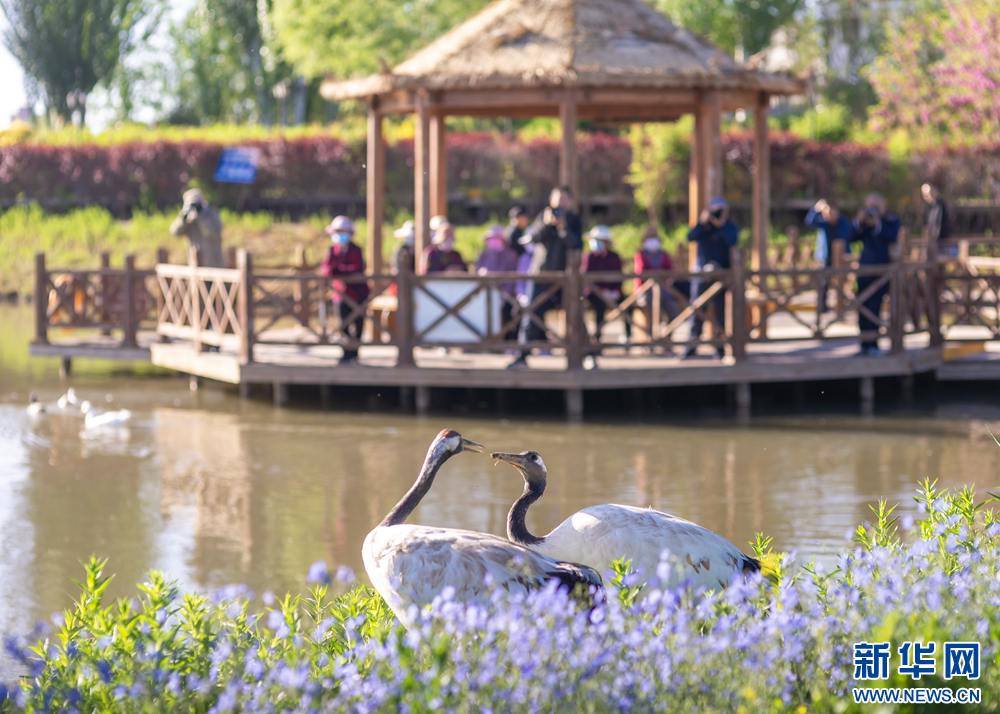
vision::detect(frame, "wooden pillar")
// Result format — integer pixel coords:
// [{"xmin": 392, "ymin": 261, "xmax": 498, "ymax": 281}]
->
[
  {"xmin": 860, "ymin": 376, "xmax": 874, "ymax": 416},
  {"xmin": 565, "ymin": 388, "xmax": 583, "ymax": 422},
  {"xmin": 366, "ymin": 100, "xmax": 385, "ymax": 276},
  {"xmin": 34, "ymin": 253, "xmax": 48, "ymax": 345},
  {"xmin": 689, "ymin": 109, "xmax": 706, "ymax": 227},
  {"xmin": 752, "ymin": 93, "xmax": 771, "ymax": 272},
  {"xmin": 273, "ymin": 382, "xmax": 289, "ymax": 407},
  {"xmin": 559, "ymin": 98, "xmax": 579, "ymax": 199},
  {"xmin": 123, "ymin": 255, "xmax": 137, "ymax": 347},
  {"xmin": 238, "ymin": 249, "xmax": 254, "ymax": 364},
  {"xmin": 415, "ymin": 385, "xmax": 431, "ymax": 414},
  {"xmin": 735, "ymin": 382, "xmax": 751, "ymax": 421},
  {"xmin": 100, "ymin": 252, "xmax": 111, "ymax": 336},
  {"xmin": 414, "ymin": 93, "xmax": 431, "ymax": 271},
  {"xmin": 701, "ymin": 91, "xmax": 723, "ymax": 200},
  {"xmin": 430, "ymin": 112, "xmax": 448, "ymax": 217}
]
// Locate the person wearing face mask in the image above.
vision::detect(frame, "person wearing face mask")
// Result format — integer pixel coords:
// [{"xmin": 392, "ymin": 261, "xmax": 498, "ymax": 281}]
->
[
  {"xmin": 684, "ymin": 196, "xmax": 739, "ymax": 360},
  {"xmin": 475, "ymin": 224, "xmax": 520, "ymax": 339},
  {"xmin": 321, "ymin": 215, "xmax": 369, "ymax": 365},
  {"xmin": 422, "ymin": 223, "xmax": 468, "ymax": 274},
  {"xmin": 850, "ymin": 192, "xmax": 900, "ymax": 356},
  {"xmin": 633, "ymin": 226, "xmax": 680, "ymax": 326},
  {"xmin": 581, "ymin": 225, "xmax": 628, "ymax": 345}
]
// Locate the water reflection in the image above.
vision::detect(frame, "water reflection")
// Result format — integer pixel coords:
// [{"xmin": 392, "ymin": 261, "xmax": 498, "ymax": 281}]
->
[{"xmin": 1, "ymin": 303, "xmax": 999, "ymax": 679}]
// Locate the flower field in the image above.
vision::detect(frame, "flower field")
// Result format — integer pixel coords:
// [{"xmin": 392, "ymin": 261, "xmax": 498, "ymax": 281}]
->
[{"xmin": 2, "ymin": 479, "xmax": 997, "ymax": 713}]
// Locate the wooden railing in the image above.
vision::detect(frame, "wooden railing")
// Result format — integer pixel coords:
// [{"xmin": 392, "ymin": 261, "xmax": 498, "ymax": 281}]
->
[
  {"xmin": 37, "ymin": 237, "xmax": 1000, "ymax": 366},
  {"xmin": 33, "ymin": 250, "xmax": 163, "ymax": 348}
]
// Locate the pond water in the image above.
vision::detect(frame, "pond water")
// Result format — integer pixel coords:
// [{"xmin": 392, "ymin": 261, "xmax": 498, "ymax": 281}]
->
[{"xmin": 1, "ymin": 304, "xmax": 998, "ymax": 675}]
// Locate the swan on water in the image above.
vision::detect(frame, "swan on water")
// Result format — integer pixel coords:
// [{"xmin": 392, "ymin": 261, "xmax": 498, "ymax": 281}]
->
[
  {"xmin": 56, "ymin": 388, "xmax": 80, "ymax": 411},
  {"xmin": 363, "ymin": 430, "xmax": 602, "ymax": 628},
  {"xmin": 26, "ymin": 394, "xmax": 46, "ymax": 416},
  {"xmin": 80, "ymin": 400, "xmax": 132, "ymax": 428},
  {"xmin": 492, "ymin": 450, "xmax": 760, "ymax": 591}
]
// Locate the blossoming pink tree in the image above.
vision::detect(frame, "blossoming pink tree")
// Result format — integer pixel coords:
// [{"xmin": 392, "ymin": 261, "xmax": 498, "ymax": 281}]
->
[{"xmin": 867, "ymin": 0, "xmax": 1000, "ymax": 145}]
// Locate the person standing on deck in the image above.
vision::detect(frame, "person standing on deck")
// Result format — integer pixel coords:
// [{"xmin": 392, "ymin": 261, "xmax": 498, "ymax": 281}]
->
[
  {"xmin": 582, "ymin": 225, "xmax": 629, "ymax": 346},
  {"xmin": 169, "ymin": 189, "xmax": 225, "ymax": 267},
  {"xmin": 505, "ymin": 206, "xmax": 531, "ymax": 257},
  {"xmin": 805, "ymin": 199, "xmax": 852, "ymax": 314},
  {"xmin": 633, "ymin": 225, "xmax": 680, "ymax": 325},
  {"xmin": 507, "ymin": 186, "xmax": 584, "ymax": 369},
  {"xmin": 321, "ymin": 216, "xmax": 368, "ymax": 365},
  {"xmin": 475, "ymin": 224, "xmax": 520, "ymax": 340},
  {"xmin": 850, "ymin": 193, "xmax": 899, "ymax": 356},
  {"xmin": 684, "ymin": 196, "xmax": 738, "ymax": 360},
  {"xmin": 922, "ymin": 183, "xmax": 954, "ymax": 258},
  {"xmin": 422, "ymin": 223, "xmax": 468, "ymax": 274}
]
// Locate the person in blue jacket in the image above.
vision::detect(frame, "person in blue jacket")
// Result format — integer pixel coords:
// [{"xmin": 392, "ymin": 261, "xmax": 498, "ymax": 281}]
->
[
  {"xmin": 805, "ymin": 199, "xmax": 852, "ymax": 314},
  {"xmin": 684, "ymin": 196, "xmax": 739, "ymax": 359},
  {"xmin": 851, "ymin": 192, "xmax": 899, "ymax": 356}
]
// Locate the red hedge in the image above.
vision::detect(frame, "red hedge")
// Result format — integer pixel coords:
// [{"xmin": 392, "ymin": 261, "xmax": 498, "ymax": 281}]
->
[{"xmin": 2, "ymin": 132, "xmax": 999, "ymax": 214}]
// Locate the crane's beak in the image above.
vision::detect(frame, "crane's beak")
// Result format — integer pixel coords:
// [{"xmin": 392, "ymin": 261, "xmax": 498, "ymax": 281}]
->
[
  {"xmin": 490, "ymin": 452, "xmax": 526, "ymax": 467},
  {"xmin": 460, "ymin": 438, "xmax": 484, "ymax": 454}
]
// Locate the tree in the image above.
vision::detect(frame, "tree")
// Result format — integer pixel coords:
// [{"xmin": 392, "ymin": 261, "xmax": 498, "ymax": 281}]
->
[
  {"xmin": 653, "ymin": 0, "xmax": 800, "ymax": 57},
  {"xmin": 169, "ymin": 0, "xmax": 295, "ymax": 125},
  {"xmin": 626, "ymin": 118, "xmax": 692, "ymax": 224},
  {"xmin": 867, "ymin": 0, "xmax": 1000, "ymax": 145},
  {"xmin": 271, "ymin": 0, "xmax": 491, "ymax": 80},
  {"xmin": 0, "ymin": 0, "xmax": 151, "ymax": 122}
]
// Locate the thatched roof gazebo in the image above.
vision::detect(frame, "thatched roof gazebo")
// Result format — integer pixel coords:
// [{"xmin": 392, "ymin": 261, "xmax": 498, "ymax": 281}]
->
[{"xmin": 321, "ymin": 0, "xmax": 806, "ymax": 273}]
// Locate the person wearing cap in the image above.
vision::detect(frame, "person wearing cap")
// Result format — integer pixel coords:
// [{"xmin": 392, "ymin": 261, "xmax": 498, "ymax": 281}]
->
[
  {"xmin": 850, "ymin": 192, "xmax": 900, "ymax": 356},
  {"xmin": 507, "ymin": 186, "xmax": 584, "ymax": 369},
  {"xmin": 581, "ymin": 225, "xmax": 628, "ymax": 344},
  {"xmin": 633, "ymin": 225, "xmax": 680, "ymax": 325},
  {"xmin": 321, "ymin": 216, "xmax": 368, "ymax": 364},
  {"xmin": 475, "ymin": 224, "xmax": 520, "ymax": 339},
  {"xmin": 685, "ymin": 197, "xmax": 739, "ymax": 359},
  {"xmin": 169, "ymin": 188, "xmax": 225, "ymax": 267},
  {"xmin": 422, "ymin": 223, "xmax": 468, "ymax": 274},
  {"xmin": 505, "ymin": 206, "xmax": 532, "ymax": 256},
  {"xmin": 805, "ymin": 199, "xmax": 852, "ymax": 314}
]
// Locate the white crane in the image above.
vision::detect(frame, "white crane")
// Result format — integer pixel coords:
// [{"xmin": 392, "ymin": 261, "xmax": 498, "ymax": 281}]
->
[
  {"xmin": 363, "ymin": 430, "xmax": 602, "ymax": 628},
  {"xmin": 80, "ymin": 401, "xmax": 131, "ymax": 428},
  {"xmin": 56, "ymin": 388, "xmax": 80, "ymax": 412},
  {"xmin": 491, "ymin": 450, "xmax": 760, "ymax": 591}
]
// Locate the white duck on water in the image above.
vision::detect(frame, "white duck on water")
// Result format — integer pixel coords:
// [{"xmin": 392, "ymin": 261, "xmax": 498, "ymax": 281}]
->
[
  {"xmin": 363, "ymin": 430, "xmax": 602, "ymax": 628},
  {"xmin": 80, "ymin": 400, "xmax": 131, "ymax": 428},
  {"xmin": 492, "ymin": 450, "xmax": 760, "ymax": 591}
]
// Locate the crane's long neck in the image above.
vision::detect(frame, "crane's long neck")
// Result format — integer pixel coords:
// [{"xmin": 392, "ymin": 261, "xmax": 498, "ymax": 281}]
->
[
  {"xmin": 507, "ymin": 477, "xmax": 546, "ymax": 546},
  {"xmin": 379, "ymin": 447, "xmax": 449, "ymax": 527}
]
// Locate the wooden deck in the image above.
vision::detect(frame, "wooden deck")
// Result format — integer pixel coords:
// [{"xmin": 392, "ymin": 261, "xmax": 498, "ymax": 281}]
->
[{"xmin": 28, "ymin": 239, "xmax": 1000, "ymax": 415}]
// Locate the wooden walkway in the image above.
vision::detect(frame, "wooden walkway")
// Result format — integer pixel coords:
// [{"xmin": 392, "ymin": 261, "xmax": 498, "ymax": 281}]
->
[{"xmin": 27, "ymin": 238, "xmax": 1000, "ymax": 416}]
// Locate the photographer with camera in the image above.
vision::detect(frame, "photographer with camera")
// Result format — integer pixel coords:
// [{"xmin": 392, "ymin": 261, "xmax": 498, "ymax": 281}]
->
[
  {"xmin": 507, "ymin": 186, "xmax": 583, "ymax": 369},
  {"xmin": 805, "ymin": 199, "xmax": 852, "ymax": 314},
  {"xmin": 169, "ymin": 189, "xmax": 225, "ymax": 268},
  {"xmin": 851, "ymin": 192, "xmax": 900, "ymax": 356},
  {"xmin": 683, "ymin": 196, "xmax": 739, "ymax": 360}
]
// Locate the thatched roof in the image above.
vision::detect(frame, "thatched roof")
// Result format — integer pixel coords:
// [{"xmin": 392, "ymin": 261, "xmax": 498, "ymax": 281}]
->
[{"xmin": 321, "ymin": 0, "xmax": 804, "ymax": 101}]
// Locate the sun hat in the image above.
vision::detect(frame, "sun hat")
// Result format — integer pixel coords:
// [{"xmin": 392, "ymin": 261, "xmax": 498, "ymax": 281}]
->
[
  {"xmin": 484, "ymin": 224, "xmax": 506, "ymax": 241},
  {"xmin": 432, "ymin": 222, "xmax": 454, "ymax": 245},
  {"xmin": 182, "ymin": 188, "xmax": 205, "ymax": 206},
  {"xmin": 587, "ymin": 225, "xmax": 612, "ymax": 242},
  {"xmin": 429, "ymin": 215, "xmax": 448, "ymax": 232},
  {"xmin": 394, "ymin": 220, "xmax": 415, "ymax": 239},
  {"xmin": 326, "ymin": 215, "xmax": 354, "ymax": 235}
]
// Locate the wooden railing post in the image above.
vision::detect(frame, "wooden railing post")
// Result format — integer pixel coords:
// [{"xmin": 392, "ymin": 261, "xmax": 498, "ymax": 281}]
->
[
  {"xmin": 100, "ymin": 252, "xmax": 111, "ymax": 336},
  {"xmin": 238, "ymin": 249, "xmax": 254, "ymax": 363},
  {"xmin": 155, "ymin": 248, "xmax": 170, "ymax": 343},
  {"xmin": 889, "ymin": 247, "xmax": 905, "ymax": 355},
  {"xmin": 929, "ymin": 258, "xmax": 944, "ymax": 347},
  {"xmin": 123, "ymin": 255, "xmax": 137, "ymax": 348},
  {"xmin": 564, "ymin": 250, "xmax": 584, "ymax": 371},
  {"xmin": 189, "ymin": 246, "xmax": 202, "ymax": 352},
  {"xmin": 832, "ymin": 238, "xmax": 847, "ymax": 314},
  {"xmin": 34, "ymin": 253, "xmax": 48, "ymax": 345},
  {"xmin": 729, "ymin": 247, "xmax": 747, "ymax": 361},
  {"xmin": 157, "ymin": 247, "xmax": 169, "ymax": 264},
  {"xmin": 396, "ymin": 263, "xmax": 415, "ymax": 367}
]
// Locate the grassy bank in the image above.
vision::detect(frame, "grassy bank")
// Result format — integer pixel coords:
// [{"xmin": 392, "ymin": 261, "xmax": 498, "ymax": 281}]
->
[{"xmin": 1, "ymin": 481, "xmax": 997, "ymax": 712}]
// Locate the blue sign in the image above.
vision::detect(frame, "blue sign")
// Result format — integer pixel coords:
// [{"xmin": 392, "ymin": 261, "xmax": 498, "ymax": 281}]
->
[{"xmin": 214, "ymin": 147, "xmax": 261, "ymax": 184}]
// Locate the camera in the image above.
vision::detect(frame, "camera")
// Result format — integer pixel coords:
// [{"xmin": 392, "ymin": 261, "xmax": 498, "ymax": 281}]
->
[
  {"xmin": 864, "ymin": 206, "xmax": 880, "ymax": 225},
  {"xmin": 710, "ymin": 208, "xmax": 724, "ymax": 220},
  {"xmin": 551, "ymin": 207, "xmax": 564, "ymax": 218}
]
